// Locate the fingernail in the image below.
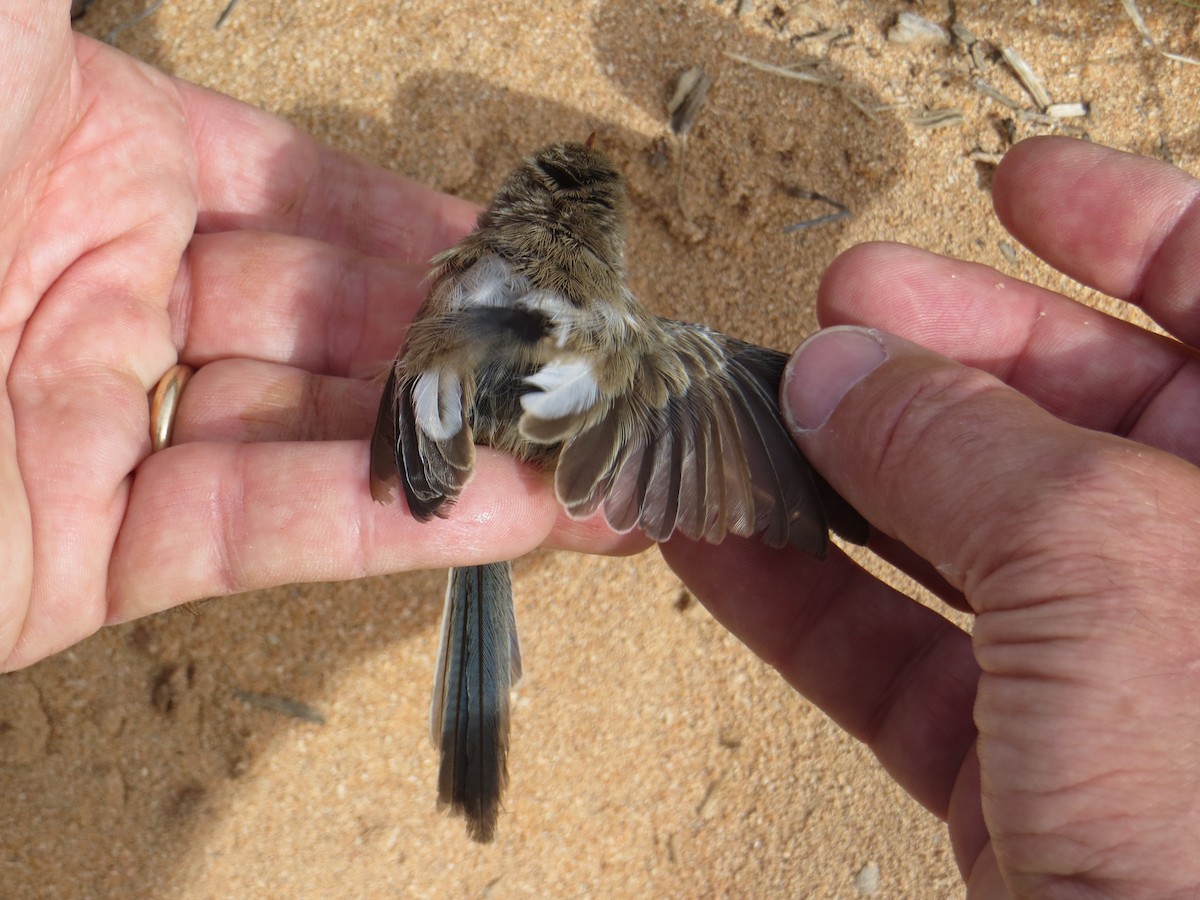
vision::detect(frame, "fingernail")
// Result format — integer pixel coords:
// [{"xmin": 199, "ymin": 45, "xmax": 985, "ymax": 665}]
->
[{"xmin": 783, "ymin": 326, "xmax": 887, "ymax": 432}]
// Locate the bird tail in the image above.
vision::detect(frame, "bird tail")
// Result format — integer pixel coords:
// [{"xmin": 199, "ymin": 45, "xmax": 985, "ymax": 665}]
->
[{"xmin": 429, "ymin": 562, "xmax": 522, "ymax": 842}]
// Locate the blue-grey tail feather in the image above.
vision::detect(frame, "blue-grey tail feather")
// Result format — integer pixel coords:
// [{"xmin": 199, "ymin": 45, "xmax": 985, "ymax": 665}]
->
[{"xmin": 431, "ymin": 561, "xmax": 519, "ymax": 843}]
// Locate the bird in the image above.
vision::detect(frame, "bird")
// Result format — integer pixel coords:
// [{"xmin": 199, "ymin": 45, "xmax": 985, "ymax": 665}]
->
[{"xmin": 369, "ymin": 138, "xmax": 866, "ymax": 842}]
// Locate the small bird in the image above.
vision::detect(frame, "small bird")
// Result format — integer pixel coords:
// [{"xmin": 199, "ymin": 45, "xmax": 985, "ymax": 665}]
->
[{"xmin": 370, "ymin": 138, "xmax": 866, "ymax": 842}]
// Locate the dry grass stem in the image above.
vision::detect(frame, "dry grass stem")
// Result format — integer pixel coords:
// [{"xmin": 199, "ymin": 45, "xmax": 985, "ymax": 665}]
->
[
  {"xmin": 1001, "ymin": 46, "xmax": 1053, "ymax": 110},
  {"xmin": 1120, "ymin": 0, "xmax": 1200, "ymax": 64},
  {"xmin": 908, "ymin": 108, "xmax": 964, "ymax": 129},
  {"xmin": 971, "ymin": 78, "xmax": 1021, "ymax": 109},
  {"xmin": 725, "ymin": 51, "xmax": 880, "ymax": 121}
]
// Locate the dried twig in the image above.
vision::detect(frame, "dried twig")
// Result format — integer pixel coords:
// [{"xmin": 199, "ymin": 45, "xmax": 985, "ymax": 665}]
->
[{"xmin": 725, "ymin": 52, "xmax": 879, "ymax": 121}]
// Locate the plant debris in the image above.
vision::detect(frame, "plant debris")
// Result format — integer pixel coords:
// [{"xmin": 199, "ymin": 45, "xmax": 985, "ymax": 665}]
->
[
  {"xmin": 908, "ymin": 108, "xmax": 964, "ymax": 129},
  {"xmin": 233, "ymin": 689, "xmax": 327, "ymax": 725},
  {"xmin": 1044, "ymin": 102, "xmax": 1090, "ymax": 119},
  {"xmin": 1121, "ymin": 0, "xmax": 1200, "ymax": 65},
  {"xmin": 782, "ymin": 189, "xmax": 851, "ymax": 233},
  {"xmin": 971, "ymin": 78, "xmax": 1021, "ymax": 110},
  {"xmin": 668, "ymin": 67, "xmax": 712, "ymax": 137},
  {"xmin": 951, "ymin": 22, "xmax": 997, "ymax": 69},
  {"xmin": 968, "ymin": 149, "xmax": 1005, "ymax": 166},
  {"xmin": 1000, "ymin": 46, "xmax": 1052, "ymax": 110},
  {"xmin": 215, "ymin": 0, "xmax": 241, "ymax": 29},
  {"xmin": 887, "ymin": 12, "xmax": 949, "ymax": 47},
  {"xmin": 725, "ymin": 51, "xmax": 879, "ymax": 121}
]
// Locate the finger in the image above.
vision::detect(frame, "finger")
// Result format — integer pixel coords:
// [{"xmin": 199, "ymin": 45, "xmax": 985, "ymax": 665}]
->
[
  {"xmin": 788, "ymin": 328, "xmax": 1200, "ymax": 891},
  {"xmin": 866, "ymin": 534, "xmax": 969, "ymax": 613},
  {"xmin": 173, "ymin": 79, "xmax": 479, "ymax": 262},
  {"xmin": 994, "ymin": 136, "xmax": 1200, "ymax": 344},
  {"xmin": 173, "ymin": 231, "xmax": 427, "ymax": 376},
  {"xmin": 167, "ymin": 361, "xmax": 650, "ymax": 558},
  {"xmin": 818, "ymin": 242, "xmax": 1200, "ymax": 466},
  {"xmin": 171, "ymin": 360, "xmax": 377, "ymax": 443},
  {"xmin": 105, "ymin": 441, "xmax": 640, "ymax": 627},
  {"xmin": 783, "ymin": 326, "xmax": 1200, "ymax": 606},
  {"xmin": 661, "ymin": 536, "xmax": 979, "ymax": 820}
]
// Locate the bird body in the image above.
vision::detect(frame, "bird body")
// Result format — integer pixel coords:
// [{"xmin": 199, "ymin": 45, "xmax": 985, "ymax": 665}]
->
[{"xmin": 370, "ymin": 140, "xmax": 864, "ymax": 842}]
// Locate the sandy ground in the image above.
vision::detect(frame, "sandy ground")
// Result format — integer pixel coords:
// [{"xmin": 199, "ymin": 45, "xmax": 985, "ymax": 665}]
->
[{"xmin": 3, "ymin": 1, "xmax": 1198, "ymax": 896}]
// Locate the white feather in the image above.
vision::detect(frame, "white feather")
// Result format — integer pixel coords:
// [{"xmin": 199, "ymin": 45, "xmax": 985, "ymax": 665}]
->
[
  {"xmin": 449, "ymin": 255, "xmax": 528, "ymax": 310},
  {"xmin": 521, "ymin": 359, "xmax": 599, "ymax": 420},
  {"xmin": 413, "ymin": 369, "xmax": 463, "ymax": 441}
]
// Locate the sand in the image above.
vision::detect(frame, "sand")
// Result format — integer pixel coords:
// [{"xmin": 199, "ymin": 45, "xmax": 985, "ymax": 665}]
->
[{"xmin": 3, "ymin": 1, "xmax": 1198, "ymax": 896}]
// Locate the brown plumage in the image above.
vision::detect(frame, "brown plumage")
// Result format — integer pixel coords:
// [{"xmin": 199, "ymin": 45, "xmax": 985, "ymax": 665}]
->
[{"xmin": 370, "ymin": 140, "xmax": 866, "ymax": 842}]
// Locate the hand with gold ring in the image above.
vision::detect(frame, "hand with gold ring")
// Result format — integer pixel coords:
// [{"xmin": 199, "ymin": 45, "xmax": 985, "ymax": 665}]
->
[{"xmin": 0, "ymin": 3, "xmax": 635, "ymax": 672}]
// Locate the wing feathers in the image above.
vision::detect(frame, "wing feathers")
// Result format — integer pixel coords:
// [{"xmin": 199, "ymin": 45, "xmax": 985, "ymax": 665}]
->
[
  {"xmin": 553, "ymin": 320, "xmax": 838, "ymax": 553},
  {"xmin": 371, "ymin": 364, "xmax": 476, "ymax": 521}
]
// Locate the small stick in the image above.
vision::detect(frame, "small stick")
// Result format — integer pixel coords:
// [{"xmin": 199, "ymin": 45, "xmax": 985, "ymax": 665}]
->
[{"xmin": 215, "ymin": 0, "xmax": 241, "ymax": 29}]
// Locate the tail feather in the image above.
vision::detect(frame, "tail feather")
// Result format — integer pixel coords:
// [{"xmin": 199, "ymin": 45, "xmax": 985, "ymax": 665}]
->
[{"xmin": 430, "ymin": 562, "xmax": 520, "ymax": 843}]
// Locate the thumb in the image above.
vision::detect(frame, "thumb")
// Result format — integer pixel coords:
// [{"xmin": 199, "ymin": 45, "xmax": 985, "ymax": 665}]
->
[{"xmin": 782, "ymin": 326, "xmax": 1200, "ymax": 611}]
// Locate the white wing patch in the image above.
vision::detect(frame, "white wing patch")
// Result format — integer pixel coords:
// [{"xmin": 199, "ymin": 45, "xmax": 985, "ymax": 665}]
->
[
  {"xmin": 448, "ymin": 255, "xmax": 528, "ymax": 310},
  {"xmin": 413, "ymin": 368, "xmax": 463, "ymax": 441},
  {"xmin": 521, "ymin": 359, "xmax": 600, "ymax": 420}
]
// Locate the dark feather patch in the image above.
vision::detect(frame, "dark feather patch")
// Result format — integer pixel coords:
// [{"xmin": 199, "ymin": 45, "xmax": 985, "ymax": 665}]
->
[{"xmin": 433, "ymin": 562, "xmax": 518, "ymax": 843}]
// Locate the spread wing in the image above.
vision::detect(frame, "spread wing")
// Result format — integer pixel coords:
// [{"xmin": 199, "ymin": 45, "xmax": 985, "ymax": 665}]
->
[{"xmin": 543, "ymin": 319, "xmax": 864, "ymax": 555}]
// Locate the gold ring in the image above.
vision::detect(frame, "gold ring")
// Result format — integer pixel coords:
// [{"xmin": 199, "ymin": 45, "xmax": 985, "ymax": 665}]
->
[{"xmin": 149, "ymin": 364, "xmax": 195, "ymax": 452}]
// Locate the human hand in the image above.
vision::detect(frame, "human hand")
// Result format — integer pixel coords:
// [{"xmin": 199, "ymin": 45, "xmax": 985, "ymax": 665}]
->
[
  {"xmin": 0, "ymin": 3, "xmax": 632, "ymax": 672},
  {"xmin": 663, "ymin": 136, "xmax": 1200, "ymax": 896}
]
